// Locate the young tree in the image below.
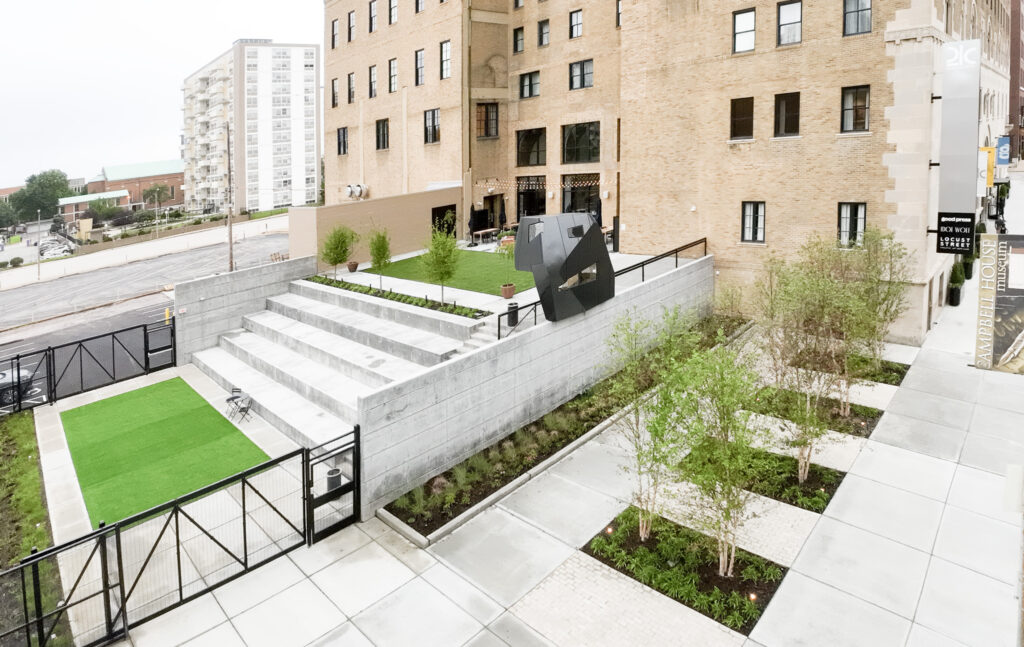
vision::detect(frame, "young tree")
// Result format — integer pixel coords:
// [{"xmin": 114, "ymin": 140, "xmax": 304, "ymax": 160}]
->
[
  {"xmin": 369, "ymin": 228, "xmax": 392, "ymax": 289},
  {"xmin": 850, "ymin": 228, "xmax": 911, "ymax": 371},
  {"xmin": 660, "ymin": 346, "xmax": 765, "ymax": 577},
  {"xmin": 422, "ymin": 210, "xmax": 459, "ymax": 303},
  {"xmin": 321, "ymin": 225, "xmax": 359, "ymax": 278}
]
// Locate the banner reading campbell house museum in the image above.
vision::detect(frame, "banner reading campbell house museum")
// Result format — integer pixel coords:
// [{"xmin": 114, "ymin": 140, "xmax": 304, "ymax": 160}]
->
[{"xmin": 976, "ymin": 233, "xmax": 1024, "ymax": 373}]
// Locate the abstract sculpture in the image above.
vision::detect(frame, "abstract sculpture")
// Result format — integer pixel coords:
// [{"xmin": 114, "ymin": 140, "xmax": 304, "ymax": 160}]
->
[{"xmin": 514, "ymin": 213, "xmax": 615, "ymax": 321}]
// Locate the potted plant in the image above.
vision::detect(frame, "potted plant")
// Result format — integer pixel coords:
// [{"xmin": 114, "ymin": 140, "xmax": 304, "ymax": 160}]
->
[
  {"xmin": 962, "ymin": 253, "xmax": 975, "ymax": 280},
  {"xmin": 948, "ymin": 261, "xmax": 965, "ymax": 307},
  {"xmin": 497, "ymin": 239, "xmax": 516, "ymax": 299},
  {"xmin": 321, "ymin": 225, "xmax": 359, "ymax": 278}
]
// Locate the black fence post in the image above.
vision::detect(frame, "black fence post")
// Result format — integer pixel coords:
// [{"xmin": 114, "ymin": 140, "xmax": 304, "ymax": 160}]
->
[
  {"xmin": 174, "ymin": 507, "xmax": 183, "ymax": 602},
  {"xmin": 98, "ymin": 522, "xmax": 114, "ymax": 637},
  {"xmin": 352, "ymin": 425, "xmax": 362, "ymax": 524},
  {"xmin": 115, "ymin": 524, "xmax": 128, "ymax": 639},
  {"xmin": 241, "ymin": 477, "xmax": 249, "ymax": 569},
  {"xmin": 30, "ymin": 547, "xmax": 44, "ymax": 647},
  {"xmin": 46, "ymin": 348, "xmax": 55, "ymax": 407},
  {"xmin": 19, "ymin": 562, "xmax": 31, "ymax": 645},
  {"xmin": 171, "ymin": 317, "xmax": 177, "ymax": 367},
  {"xmin": 303, "ymin": 449, "xmax": 313, "ymax": 546},
  {"xmin": 143, "ymin": 325, "xmax": 151, "ymax": 373}
]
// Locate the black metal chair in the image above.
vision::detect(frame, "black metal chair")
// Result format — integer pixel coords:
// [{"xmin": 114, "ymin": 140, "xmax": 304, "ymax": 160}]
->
[
  {"xmin": 230, "ymin": 397, "xmax": 253, "ymax": 423},
  {"xmin": 225, "ymin": 388, "xmax": 243, "ymax": 416}
]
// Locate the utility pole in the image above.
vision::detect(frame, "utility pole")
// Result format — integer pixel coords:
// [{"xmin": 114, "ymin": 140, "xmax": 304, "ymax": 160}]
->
[
  {"xmin": 227, "ymin": 121, "xmax": 234, "ymax": 272},
  {"xmin": 35, "ymin": 209, "xmax": 41, "ymax": 281}
]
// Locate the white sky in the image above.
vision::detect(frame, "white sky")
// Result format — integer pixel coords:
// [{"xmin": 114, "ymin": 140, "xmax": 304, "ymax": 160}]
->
[{"xmin": 0, "ymin": 0, "xmax": 323, "ymax": 188}]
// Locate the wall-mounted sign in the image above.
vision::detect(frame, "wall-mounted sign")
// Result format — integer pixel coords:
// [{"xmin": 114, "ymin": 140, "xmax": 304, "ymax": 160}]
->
[
  {"xmin": 997, "ymin": 136, "xmax": 1011, "ymax": 165},
  {"xmin": 937, "ymin": 212, "xmax": 975, "ymax": 254},
  {"xmin": 938, "ymin": 40, "xmax": 981, "ymax": 214},
  {"xmin": 976, "ymin": 234, "xmax": 1024, "ymax": 373}
]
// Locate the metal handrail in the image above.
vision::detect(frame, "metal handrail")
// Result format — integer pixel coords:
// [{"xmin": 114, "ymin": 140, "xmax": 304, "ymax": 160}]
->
[{"xmin": 495, "ymin": 237, "xmax": 709, "ymax": 339}]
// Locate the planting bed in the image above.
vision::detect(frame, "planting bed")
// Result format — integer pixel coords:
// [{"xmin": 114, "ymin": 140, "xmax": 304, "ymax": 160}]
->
[
  {"xmin": 365, "ymin": 248, "xmax": 537, "ymax": 296},
  {"xmin": 584, "ymin": 507, "xmax": 785, "ymax": 635},
  {"xmin": 748, "ymin": 386, "xmax": 883, "ymax": 437},
  {"xmin": 791, "ymin": 352, "xmax": 910, "ymax": 386},
  {"xmin": 306, "ymin": 275, "xmax": 489, "ymax": 319}
]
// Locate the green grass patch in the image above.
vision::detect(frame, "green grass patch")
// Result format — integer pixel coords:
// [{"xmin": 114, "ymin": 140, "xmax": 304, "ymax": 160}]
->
[
  {"xmin": 747, "ymin": 386, "xmax": 882, "ymax": 437},
  {"xmin": 306, "ymin": 275, "xmax": 490, "ymax": 319},
  {"xmin": 61, "ymin": 378, "xmax": 268, "ymax": 527},
  {"xmin": 365, "ymin": 249, "xmax": 536, "ymax": 296},
  {"xmin": 248, "ymin": 208, "xmax": 288, "ymax": 220}
]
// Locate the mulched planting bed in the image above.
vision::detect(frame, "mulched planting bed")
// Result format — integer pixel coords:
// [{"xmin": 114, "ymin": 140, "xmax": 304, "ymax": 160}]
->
[
  {"xmin": 747, "ymin": 386, "xmax": 882, "ymax": 437},
  {"xmin": 306, "ymin": 275, "xmax": 490, "ymax": 319},
  {"xmin": 791, "ymin": 352, "xmax": 910, "ymax": 386},
  {"xmin": 583, "ymin": 507, "xmax": 786, "ymax": 635}
]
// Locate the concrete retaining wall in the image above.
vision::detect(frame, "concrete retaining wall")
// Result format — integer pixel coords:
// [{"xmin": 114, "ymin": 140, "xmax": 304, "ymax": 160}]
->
[
  {"xmin": 356, "ymin": 255, "xmax": 715, "ymax": 518},
  {"xmin": 174, "ymin": 257, "xmax": 316, "ymax": 364}
]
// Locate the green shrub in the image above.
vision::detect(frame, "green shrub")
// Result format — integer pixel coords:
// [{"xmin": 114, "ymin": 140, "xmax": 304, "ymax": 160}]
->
[
  {"xmin": 950, "ymin": 261, "xmax": 965, "ymax": 287},
  {"xmin": 0, "ymin": 261, "xmax": 8, "ymax": 269},
  {"xmin": 10, "ymin": 257, "xmax": 23, "ymax": 267},
  {"xmin": 191, "ymin": 218, "xmax": 203, "ymax": 226}
]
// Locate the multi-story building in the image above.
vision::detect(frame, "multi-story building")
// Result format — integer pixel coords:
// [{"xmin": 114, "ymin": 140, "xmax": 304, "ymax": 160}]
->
[
  {"xmin": 86, "ymin": 160, "xmax": 185, "ymax": 210},
  {"xmin": 321, "ymin": 0, "xmax": 1010, "ymax": 344},
  {"xmin": 1010, "ymin": 0, "xmax": 1024, "ymax": 158},
  {"xmin": 182, "ymin": 39, "xmax": 321, "ymax": 215}
]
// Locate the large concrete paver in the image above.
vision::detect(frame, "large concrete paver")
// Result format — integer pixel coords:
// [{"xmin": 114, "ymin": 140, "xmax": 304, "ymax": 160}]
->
[
  {"xmin": 885, "ymin": 388, "xmax": 974, "ymax": 431},
  {"xmin": 310, "ymin": 542, "xmax": 416, "ymax": 617},
  {"xmin": 231, "ymin": 579, "xmax": 346, "ymax": 647},
  {"xmin": 499, "ymin": 471, "xmax": 626, "ymax": 547},
  {"xmin": 946, "ymin": 465, "xmax": 1023, "ymax": 525},
  {"xmin": 848, "ymin": 440, "xmax": 956, "ymax": 501},
  {"xmin": 181, "ymin": 622, "xmax": 247, "ymax": 647},
  {"xmin": 914, "ymin": 557, "xmax": 1018, "ymax": 647},
  {"xmin": 352, "ymin": 578, "xmax": 482, "ymax": 647},
  {"xmin": 900, "ymin": 365, "xmax": 981, "ymax": 402},
  {"xmin": 932, "ymin": 506, "xmax": 1021, "ymax": 585},
  {"xmin": 959, "ymin": 431, "xmax": 1024, "ymax": 475},
  {"xmin": 823, "ymin": 474, "xmax": 944, "ymax": 552},
  {"xmin": 869, "ymin": 412, "xmax": 967, "ymax": 462},
  {"xmin": 127, "ymin": 593, "xmax": 227, "ymax": 647}
]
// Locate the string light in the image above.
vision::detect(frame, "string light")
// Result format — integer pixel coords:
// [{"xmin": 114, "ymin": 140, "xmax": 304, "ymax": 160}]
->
[{"xmin": 472, "ymin": 175, "xmax": 608, "ymax": 191}]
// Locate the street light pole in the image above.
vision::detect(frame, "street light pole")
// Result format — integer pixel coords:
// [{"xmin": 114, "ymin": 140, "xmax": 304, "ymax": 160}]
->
[
  {"xmin": 227, "ymin": 121, "xmax": 234, "ymax": 272},
  {"xmin": 35, "ymin": 208, "xmax": 41, "ymax": 281}
]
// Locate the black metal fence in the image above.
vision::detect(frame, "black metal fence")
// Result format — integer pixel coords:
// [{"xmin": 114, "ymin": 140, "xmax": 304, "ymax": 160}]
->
[
  {"xmin": 0, "ymin": 427, "xmax": 359, "ymax": 647},
  {"xmin": 0, "ymin": 320, "xmax": 175, "ymax": 417},
  {"xmin": 496, "ymin": 238, "xmax": 709, "ymax": 338}
]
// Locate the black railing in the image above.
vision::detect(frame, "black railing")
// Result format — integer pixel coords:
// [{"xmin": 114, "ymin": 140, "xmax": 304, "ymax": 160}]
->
[
  {"xmin": 0, "ymin": 319, "xmax": 175, "ymax": 417},
  {"xmin": 496, "ymin": 238, "xmax": 709, "ymax": 339},
  {"xmin": 0, "ymin": 428, "xmax": 359, "ymax": 647}
]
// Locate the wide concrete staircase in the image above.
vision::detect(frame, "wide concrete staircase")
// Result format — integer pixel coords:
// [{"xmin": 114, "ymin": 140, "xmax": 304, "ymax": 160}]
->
[{"xmin": 193, "ymin": 279, "xmax": 492, "ymax": 447}]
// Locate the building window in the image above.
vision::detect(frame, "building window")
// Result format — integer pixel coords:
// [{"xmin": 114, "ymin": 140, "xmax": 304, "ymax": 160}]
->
[
  {"xmin": 844, "ymin": 0, "xmax": 871, "ymax": 35},
  {"xmin": 389, "ymin": 0, "xmax": 398, "ymax": 23},
  {"xmin": 331, "ymin": 78, "xmax": 339, "ymax": 108},
  {"xmin": 778, "ymin": 1, "xmax": 801, "ymax": 45},
  {"xmin": 514, "ymin": 0, "xmax": 524, "ymax": 7},
  {"xmin": 517, "ymin": 176, "xmax": 546, "ymax": 218},
  {"xmin": 741, "ymin": 201, "xmax": 765, "ymax": 242},
  {"xmin": 424, "ymin": 108, "xmax": 440, "ymax": 143},
  {"xmin": 730, "ymin": 97, "xmax": 754, "ymax": 139},
  {"xmin": 520, "ymin": 71, "xmax": 540, "ymax": 98},
  {"xmin": 348, "ymin": 11, "xmax": 356, "ymax": 41},
  {"xmin": 389, "ymin": 58, "xmax": 398, "ymax": 92},
  {"xmin": 538, "ymin": 19, "xmax": 550, "ymax": 46},
  {"xmin": 369, "ymin": 0, "xmax": 379, "ymax": 31},
  {"xmin": 415, "ymin": 49, "xmax": 425, "ymax": 85},
  {"xmin": 838, "ymin": 202, "xmax": 866, "ymax": 246},
  {"xmin": 733, "ymin": 9, "xmax": 755, "ymax": 52},
  {"xmin": 562, "ymin": 121, "xmax": 600, "ymax": 163},
  {"xmin": 516, "ymin": 128, "xmax": 546, "ymax": 165},
  {"xmin": 774, "ymin": 92, "xmax": 799, "ymax": 136},
  {"xmin": 440, "ymin": 40, "xmax": 451, "ymax": 79},
  {"xmin": 332, "ymin": 19, "xmax": 339, "ymax": 48},
  {"xmin": 337, "ymin": 127, "xmax": 348, "ymax": 155},
  {"xmin": 347, "ymin": 73, "xmax": 355, "ymax": 103},
  {"xmin": 477, "ymin": 103, "xmax": 498, "ymax": 137},
  {"xmin": 841, "ymin": 85, "xmax": 870, "ymax": 132},
  {"xmin": 369, "ymin": 65, "xmax": 377, "ymax": 97},
  {"xmin": 562, "ymin": 174, "xmax": 600, "ymax": 215},
  {"xmin": 616, "ymin": 0, "xmax": 622, "ymax": 27},
  {"xmin": 513, "ymin": 27, "xmax": 525, "ymax": 53},
  {"xmin": 376, "ymin": 119, "xmax": 389, "ymax": 149},
  {"xmin": 416, "ymin": 0, "xmax": 424, "ymax": 12},
  {"xmin": 569, "ymin": 9, "xmax": 583, "ymax": 38},
  {"xmin": 569, "ymin": 59, "xmax": 593, "ymax": 90}
]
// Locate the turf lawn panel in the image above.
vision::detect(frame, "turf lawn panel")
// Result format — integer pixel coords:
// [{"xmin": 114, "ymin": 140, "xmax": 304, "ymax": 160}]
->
[
  {"xmin": 366, "ymin": 249, "xmax": 536, "ymax": 296},
  {"xmin": 60, "ymin": 377, "xmax": 268, "ymax": 527}
]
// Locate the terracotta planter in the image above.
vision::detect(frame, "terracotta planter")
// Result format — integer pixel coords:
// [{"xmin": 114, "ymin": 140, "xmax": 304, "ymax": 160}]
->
[
  {"xmin": 347, "ymin": 261, "xmax": 359, "ymax": 272},
  {"xmin": 501, "ymin": 283, "xmax": 515, "ymax": 299}
]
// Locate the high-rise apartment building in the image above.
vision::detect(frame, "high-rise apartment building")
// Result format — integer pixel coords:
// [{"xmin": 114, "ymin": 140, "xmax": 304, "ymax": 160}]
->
[
  {"xmin": 322, "ymin": 0, "xmax": 1010, "ymax": 344},
  {"xmin": 183, "ymin": 39, "xmax": 321, "ymax": 215}
]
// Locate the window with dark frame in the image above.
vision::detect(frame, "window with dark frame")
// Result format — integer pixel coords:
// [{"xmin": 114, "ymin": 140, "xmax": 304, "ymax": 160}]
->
[
  {"xmin": 389, "ymin": 58, "xmax": 398, "ymax": 92},
  {"xmin": 517, "ymin": 176, "xmax": 546, "ymax": 219},
  {"xmin": 570, "ymin": 9, "xmax": 582, "ymax": 38},
  {"xmin": 844, "ymin": 0, "xmax": 871, "ymax": 35},
  {"xmin": 538, "ymin": 19, "xmax": 550, "ymax": 45},
  {"xmin": 774, "ymin": 92, "xmax": 800, "ymax": 136},
  {"xmin": 415, "ymin": 0, "xmax": 424, "ymax": 12},
  {"xmin": 562, "ymin": 121, "xmax": 600, "ymax": 163},
  {"xmin": 348, "ymin": 11, "xmax": 356, "ymax": 41},
  {"xmin": 369, "ymin": 0, "xmax": 377, "ymax": 31},
  {"xmin": 741, "ymin": 201, "xmax": 765, "ymax": 242},
  {"xmin": 569, "ymin": 59, "xmax": 593, "ymax": 90},
  {"xmin": 520, "ymin": 71, "xmax": 540, "ymax": 98},
  {"xmin": 777, "ymin": 1, "xmax": 801, "ymax": 45},
  {"xmin": 424, "ymin": 108, "xmax": 440, "ymax": 143},
  {"xmin": 331, "ymin": 78, "xmax": 339, "ymax": 108},
  {"xmin": 347, "ymin": 73, "xmax": 355, "ymax": 103},
  {"xmin": 837, "ymin": 202, "xmax": 866, "ymax": 246},
  {"xmin": 376, "ymin": 118, "xmax": 389, "ymax": 149},
  {"xmin": 733, "ymin": 9, "xmax": 755, "ymax": 52},
  {"xmin": 389, "ymin": 0, "xmax": 398, "ymax": 23},
  {"xmin": 730, "ymin": 97, "xmax": 754, "ymax": 139},
  {"xmin": 440, "ymin": 40, "xmax": 451, "ymax": 79},
  {"xmin": 477, "ymin": 103, "xmax": 498, "ymax": 137},
  {"xmin": 415, "ymin": 49, "xmax": 425, "ymax": 85},
  {"xmin": 368, "ymin": 65, "xmax": 377, "ymax": 98},
  {"xmin": 841, "ymin": 85, "xmax": 870, "ymax": 132},
  {"xmin": 616, "ymin": 0, "xmax": 621, "ymax": 27},
  {"xmin": 337, "ymin": 127, "xmax": 348, "ymax": 155},
  {"xmin": 514, "ymin": 0, "xmax": 524, "ymax": 7},
  {"xmin": 332, "ymin": 19, "xmax": 339, "ymax": 48},
  {"xmin": 516, "ymin": 128, "xmax": 546, "ymax": 166},
  {"xmin": 513, "ymin": 27, "xmax": 525, "ymax": 53}
]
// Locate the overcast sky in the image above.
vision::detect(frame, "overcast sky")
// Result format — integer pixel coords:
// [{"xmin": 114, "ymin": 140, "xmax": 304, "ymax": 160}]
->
[{"xmin": 0, "ymin": 0, "xmax": 322, "ymax": 188}]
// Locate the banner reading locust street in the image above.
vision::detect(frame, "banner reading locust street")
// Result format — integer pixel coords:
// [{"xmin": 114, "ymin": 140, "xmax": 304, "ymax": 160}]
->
[{"xmin": 976, "ymin": 233, "xmax": 1024, "ymax": 373}]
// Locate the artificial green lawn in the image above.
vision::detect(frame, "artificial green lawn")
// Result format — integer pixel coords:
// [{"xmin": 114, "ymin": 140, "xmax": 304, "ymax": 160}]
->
[
  {"xmin": 60, "ymin": 378, "xmax": 268, "ymax": 527},
  {"xmin": 366, "ymin": 249, "xmax": 536, "ymax": 296}
]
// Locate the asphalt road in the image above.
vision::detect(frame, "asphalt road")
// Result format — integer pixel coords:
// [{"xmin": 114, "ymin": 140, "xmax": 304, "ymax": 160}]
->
[{"xmin": 0, "ymin": 233, "xmax": 287, "ymax": 331}]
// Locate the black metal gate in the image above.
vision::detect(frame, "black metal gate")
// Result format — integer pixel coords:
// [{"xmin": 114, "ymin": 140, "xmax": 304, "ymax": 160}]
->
[
  {"xmin": 304, "ymin": 427, "xmax": 361, "ymax": 544},
  {"xmin": 0, "ymin": 320, "xmax": 175, "ymax": 417}
]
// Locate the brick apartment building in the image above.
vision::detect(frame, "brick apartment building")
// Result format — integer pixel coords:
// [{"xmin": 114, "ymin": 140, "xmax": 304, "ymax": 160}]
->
[
  {"xmin": 87, "ymin": 160, "xmax": 185, "ymax": 211},
  {"xmin": 1010, "ymin": 0, "xmax": 1024, "ymax": 158},
  {"xmin": 321, "ymin": 0, "xmax": 1011, "ymax": 344}
]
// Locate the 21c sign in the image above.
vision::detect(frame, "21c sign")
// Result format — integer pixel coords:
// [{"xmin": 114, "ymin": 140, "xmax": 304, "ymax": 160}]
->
[{"xmin": 937, "ymin": 212, "xmax": 976, "ymax": 254}]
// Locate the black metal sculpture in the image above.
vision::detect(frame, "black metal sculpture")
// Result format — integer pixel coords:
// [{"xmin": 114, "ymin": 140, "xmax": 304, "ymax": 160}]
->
[{"xmin": 514, "ymin": 213, "xmax": 615, "ymax": 321}]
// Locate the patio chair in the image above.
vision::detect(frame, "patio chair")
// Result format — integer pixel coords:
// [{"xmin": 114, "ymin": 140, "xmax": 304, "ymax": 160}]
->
[
  {"xmin": 225, "ymin": 388, "xmax": 243, "ymax": 415},
  {"xmin": 231, "ymin": 397, "xmax": 253, "ymax": 423}
]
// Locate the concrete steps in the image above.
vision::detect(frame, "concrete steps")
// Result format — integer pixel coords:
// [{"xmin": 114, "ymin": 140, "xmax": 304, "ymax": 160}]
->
[
  {"xmin": 192, "ymin": 347, "xmax": 351, "ymax": 447},
  {"xmin": 243, "ymin": 310, "xmax": 424, "ymax": 387},
  {"xmin": 267, "ymin": 292, "xmax": 464, "ymax": 367}
]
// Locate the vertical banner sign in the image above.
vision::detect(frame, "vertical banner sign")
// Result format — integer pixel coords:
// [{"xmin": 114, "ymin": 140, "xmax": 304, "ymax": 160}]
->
[
  {"xmin": 977, "ymin": 150, "xmax": 989, "ymax": 197},
  {"xmin": 937, "ymin": 212, "xmax": 976, "ymax": 254},
  {"xmin": 976, "ymin": 234, "xmax": 1024, "ymax": 372},
  {"xmin": 938, "ymin": 40, "xmax": 981, "ymax": 254},
  {"xmin": 997, "ymin": 136, "xmax": 1011, "ymax": 165},
  {"xmin": 983, "ymin": 147, "xmax": 995, "ymax": 187}
]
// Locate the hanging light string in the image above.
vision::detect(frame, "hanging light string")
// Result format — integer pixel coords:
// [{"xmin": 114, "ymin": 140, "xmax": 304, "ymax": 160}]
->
[{"xmin": 474, "ymin": 175, "xmax": 606, "ymax": 191}]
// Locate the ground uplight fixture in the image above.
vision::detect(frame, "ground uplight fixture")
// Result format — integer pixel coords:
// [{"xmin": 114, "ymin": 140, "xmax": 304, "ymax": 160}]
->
[
  {"xmin": 749, "ymin": 593, "xmax": 757, "ymax": 601},
  {"xmin": 605, "ymin": 526, "xmax": 614, "ymax": 534}
]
